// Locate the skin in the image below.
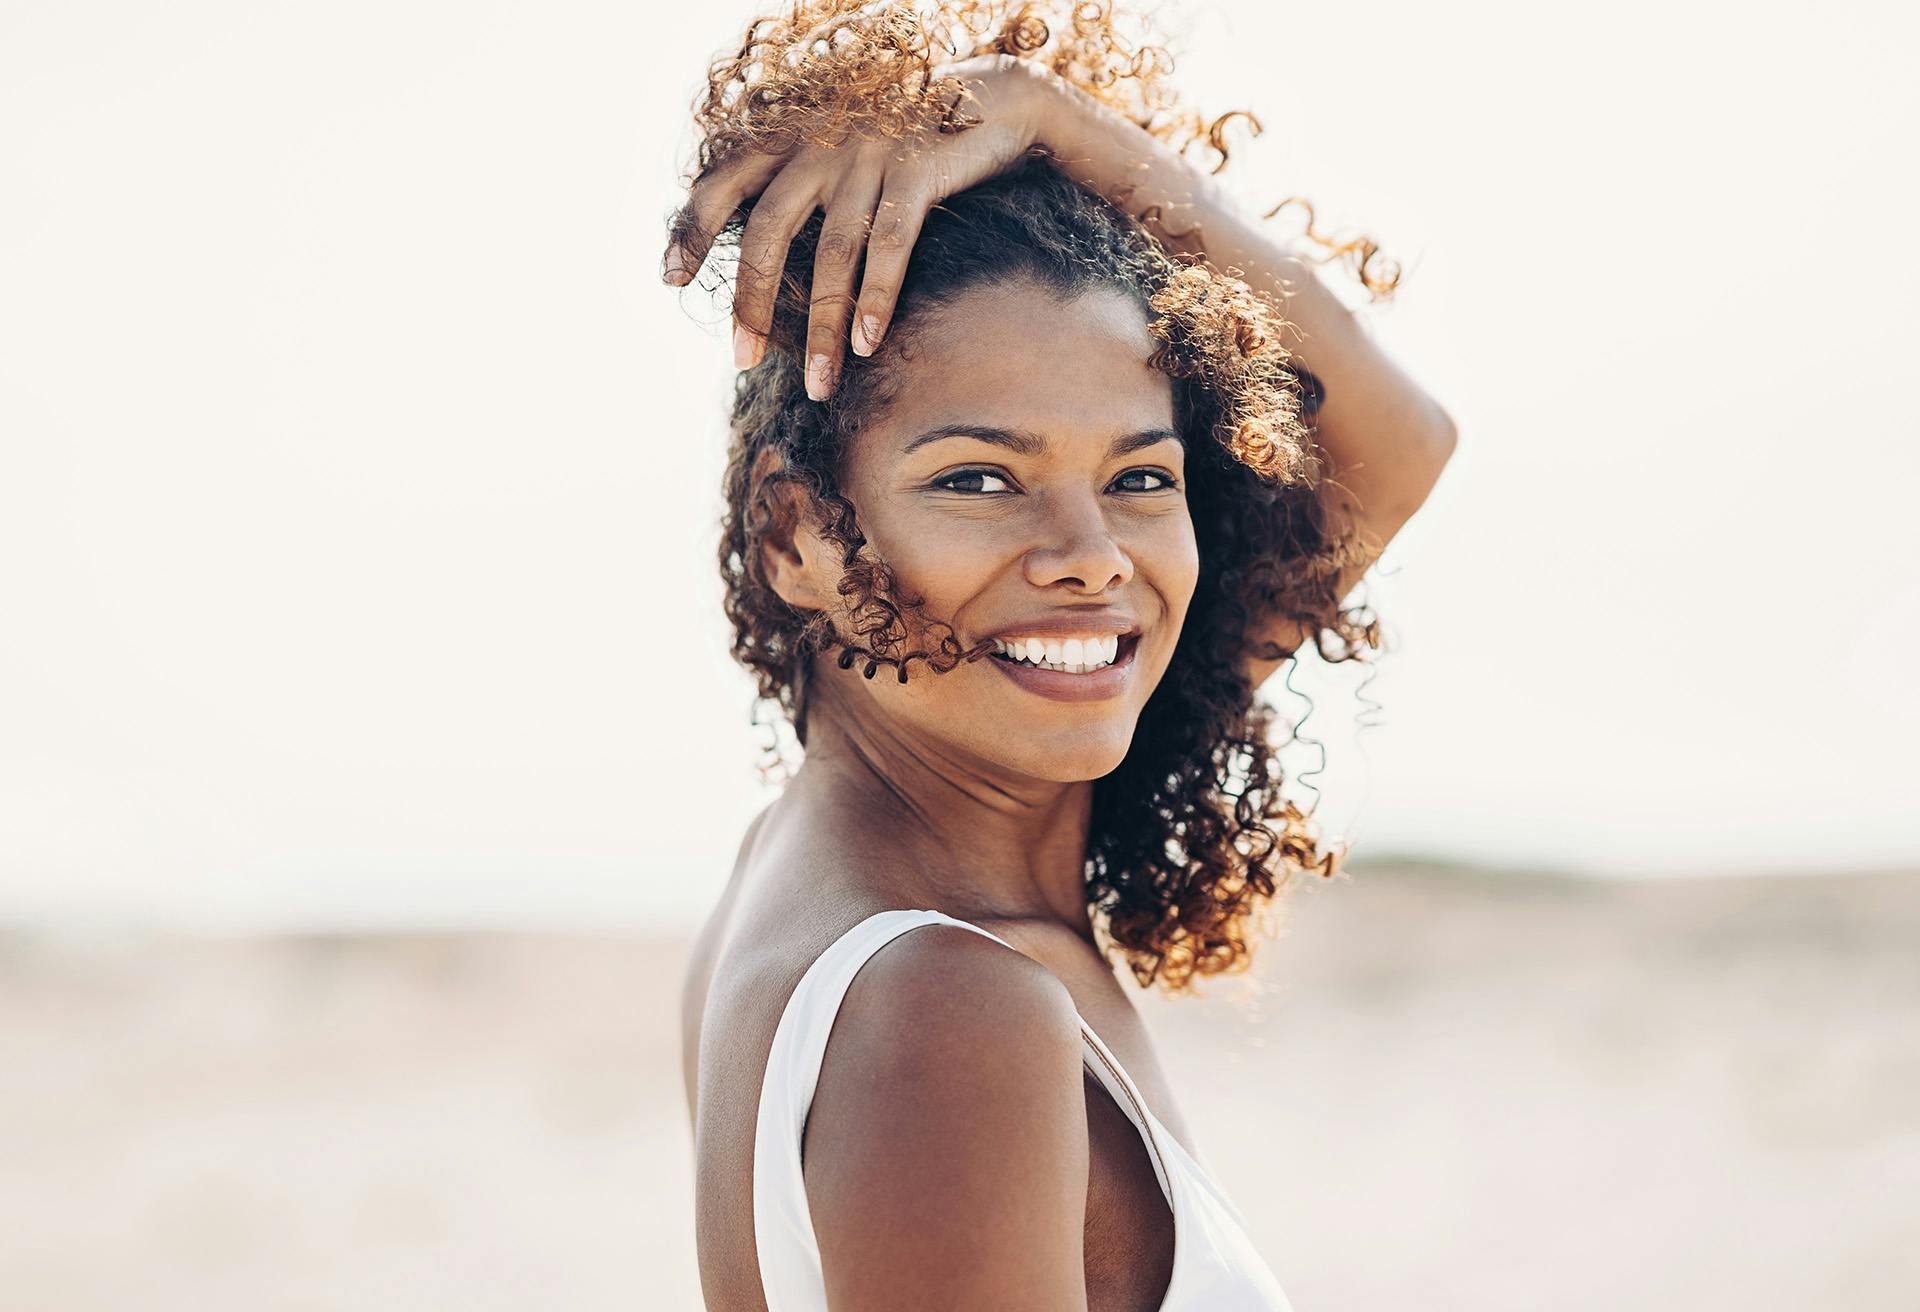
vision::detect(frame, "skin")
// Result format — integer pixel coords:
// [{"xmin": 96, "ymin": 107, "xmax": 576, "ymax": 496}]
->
[
  {"xmin": 765, "ymin": 276, "xmax": 1197, "ymax": 928},
  {"xmin": 670, "ymin": 54, "xmax": 1460, "ymax": 1312}
]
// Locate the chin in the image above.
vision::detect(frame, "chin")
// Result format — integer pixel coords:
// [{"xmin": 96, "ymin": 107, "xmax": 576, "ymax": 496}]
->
[{"xmin": 995, "ymin": 729, "xmax": 1136, "ymax": 784}]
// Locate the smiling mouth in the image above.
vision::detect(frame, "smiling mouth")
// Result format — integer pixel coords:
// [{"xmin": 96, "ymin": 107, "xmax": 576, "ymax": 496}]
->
[{"xmin": 988, "ymin": 633, "xmax": 1141, "ymax": 674}]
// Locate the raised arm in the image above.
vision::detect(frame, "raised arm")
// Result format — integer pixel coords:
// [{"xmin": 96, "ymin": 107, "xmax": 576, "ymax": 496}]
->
[{"xmin": 1031, "ymin": 82, "xmax": 1459, "ymax": 688}]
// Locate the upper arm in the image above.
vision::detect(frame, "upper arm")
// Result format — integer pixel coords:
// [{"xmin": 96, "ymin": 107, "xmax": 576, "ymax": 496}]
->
[
  {"xmin": 802, "ymin": 927, "xmax": 1091, "ymax": 1311},
  {"xmin": 1239, "ymin": 406, "xmax": 1459, "ymax": 691}
]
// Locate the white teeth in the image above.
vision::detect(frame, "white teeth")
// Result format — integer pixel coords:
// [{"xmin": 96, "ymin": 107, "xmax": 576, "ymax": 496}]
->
[{"xmin": 991, "ymin": 634, "xmax": 1126, "ymax": 674}]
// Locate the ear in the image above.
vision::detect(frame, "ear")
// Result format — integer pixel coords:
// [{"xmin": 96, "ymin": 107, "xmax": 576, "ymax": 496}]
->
[{"xmin": 750, "ymin": 445, "xmax": 832, "ymax": 613}]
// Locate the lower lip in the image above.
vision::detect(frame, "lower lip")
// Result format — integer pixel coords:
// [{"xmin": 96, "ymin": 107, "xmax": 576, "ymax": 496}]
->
[{"xmin": 983, "ymin": 635, "xmax": 1140, "ymax": 703}]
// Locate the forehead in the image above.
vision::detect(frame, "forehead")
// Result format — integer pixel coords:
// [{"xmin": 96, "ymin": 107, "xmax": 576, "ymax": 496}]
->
[{"xmin": 861, "ymin": 279, "xmax": 1175, "ymax": 461}]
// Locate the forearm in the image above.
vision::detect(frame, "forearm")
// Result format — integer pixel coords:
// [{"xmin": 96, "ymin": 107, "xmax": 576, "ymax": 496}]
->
[{"xmin": 1032, "ymin": 85, "xmax": 1457, "ymax": 538}]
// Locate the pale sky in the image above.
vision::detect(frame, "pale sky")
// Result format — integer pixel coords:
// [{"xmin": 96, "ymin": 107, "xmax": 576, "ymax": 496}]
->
[{"xmin": 2, "ymin": 0, "xmax": 1915, "ymax": 933}]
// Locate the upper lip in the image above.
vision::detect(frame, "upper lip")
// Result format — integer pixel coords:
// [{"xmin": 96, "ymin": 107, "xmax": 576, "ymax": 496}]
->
[{"xmin": 977, "ymin": 611, "xmax": 1143, "ymax": 641}]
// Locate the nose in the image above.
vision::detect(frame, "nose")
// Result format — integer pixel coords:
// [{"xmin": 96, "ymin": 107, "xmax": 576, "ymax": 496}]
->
[{"xmin": 1021, "ymin": 492, "xmax": 1134, "ymax": 594}]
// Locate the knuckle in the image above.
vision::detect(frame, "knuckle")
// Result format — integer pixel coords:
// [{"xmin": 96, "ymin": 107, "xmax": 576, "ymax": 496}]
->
[
  {"xmin": 867, "ymin": 217, "xmax": 910, "ymax": 253},
  {"xmin": 736, "ymin": 223, "xmax": 791, "ymax": 281},
  {"xmin": 739, "ymin": 207, "xmax": 785, "ymax": 253},
  {"xmin": 740, "ymin": 194, "xmax": 800, "ymax": 252},
  {"xmin": 816, "ymin": 228, "xmax": 859, "ymax": 267}
]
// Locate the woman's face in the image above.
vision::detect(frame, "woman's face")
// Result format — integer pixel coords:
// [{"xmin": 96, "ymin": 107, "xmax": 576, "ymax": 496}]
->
[{"xmin": 786, "ymin": 277, "xmax": 1200, "ymax": 784}]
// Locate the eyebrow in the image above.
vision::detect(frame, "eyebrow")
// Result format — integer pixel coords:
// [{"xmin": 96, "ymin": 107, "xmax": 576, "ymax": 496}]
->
[{"xmin": 900, "ymin": 423, "xmax": 1184, "ymax": 457}]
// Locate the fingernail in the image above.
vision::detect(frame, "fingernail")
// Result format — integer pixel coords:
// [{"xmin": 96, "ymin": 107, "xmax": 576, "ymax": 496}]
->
[
  {"xmin": 806, "ymin": 353, "xmax": 836, "ymax": 400},
  {"xmin": 852, "ymin": 313, "xmax": 883, "ymax": 357},
  {"xmin": 734, "ymin": 322, "xmax": 762, "ymax": 369},
  {"xmin": 662, "ymin": 243, "xmax": 692, "ymax": 285}
]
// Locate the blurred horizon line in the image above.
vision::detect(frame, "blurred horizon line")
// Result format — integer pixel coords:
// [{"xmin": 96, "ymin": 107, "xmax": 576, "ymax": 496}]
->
[{"xmin": 5, "ymin": 854, "xmax": 1913, "ymax": 944}]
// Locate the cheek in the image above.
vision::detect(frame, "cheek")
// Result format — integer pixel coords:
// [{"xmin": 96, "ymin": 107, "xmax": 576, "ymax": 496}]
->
[
  {"xmin": 1141, "ymin": 511, "xmax": 1200, "ymax": 611},
  {"xmin": 859, "ymin": 512, "xmax": 1003, "ymax": 614},
  {"xmin": 831, "ymin": 476, "xmax": 1010, "ymax": 670}
]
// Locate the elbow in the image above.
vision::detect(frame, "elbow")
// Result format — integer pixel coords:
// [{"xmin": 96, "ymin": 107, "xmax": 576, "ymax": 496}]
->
[
  {"xmin": 1428, "ymin": 400, "xmax": 1460, "ymax": 457},
  {"xmin": 1397, "ymin": 403, "xmax": 1459, "ymax": 522}
]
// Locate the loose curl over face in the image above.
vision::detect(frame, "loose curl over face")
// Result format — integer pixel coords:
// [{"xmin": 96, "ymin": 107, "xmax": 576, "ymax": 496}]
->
[{"xmin": 679, "ymin": 1, "xmax": 1393, "ymax": 993}]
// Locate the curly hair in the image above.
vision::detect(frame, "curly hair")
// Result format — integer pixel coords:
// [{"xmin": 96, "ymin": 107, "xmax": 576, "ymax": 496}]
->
[{"xmin": 677, "ymin": 0, "xmax": 1394, "ymax": 993}]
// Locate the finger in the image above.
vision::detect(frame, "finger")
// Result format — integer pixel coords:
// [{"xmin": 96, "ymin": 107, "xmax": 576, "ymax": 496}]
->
[
  {"xmin": 662, "ymin": 149, "xmax": 785, "ymax": 286},
  {"xmin": 850, "ymin": 179, "xmax": 932, "ymax": 359},
  {"xmin": 804, "ymin": 172, "xmax": 884, "ymax": 401},
  {"xmin": 731, "ymin": 170, "xmax": 820, "ymax": 369}
]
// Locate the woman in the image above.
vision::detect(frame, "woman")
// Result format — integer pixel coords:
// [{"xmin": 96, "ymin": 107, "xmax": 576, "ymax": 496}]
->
[{"xmin": 666, "ymin": 4, "xmax": 1457, "ymax": 1308}]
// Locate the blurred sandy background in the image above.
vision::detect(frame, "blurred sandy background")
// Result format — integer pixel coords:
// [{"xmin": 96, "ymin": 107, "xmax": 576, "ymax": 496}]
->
[
  {"xmin": 6, "ymin": 859, "xmax": 1915, "ymax": 1310},
  {"xmin": 5, "ymin": 0, "xmax": 1919, "ymax": 1307}
]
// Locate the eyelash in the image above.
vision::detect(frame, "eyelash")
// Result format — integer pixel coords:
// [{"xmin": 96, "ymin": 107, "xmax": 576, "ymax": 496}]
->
[{"xmin": 932, "ymin": 467, "xmax": 1181, "ymax": 495}]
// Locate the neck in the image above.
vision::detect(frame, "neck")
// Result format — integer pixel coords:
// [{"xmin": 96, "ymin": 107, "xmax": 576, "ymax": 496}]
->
[{"xmin": 785, "ymin": 670, "xmax": 1099, "ymax": 942}]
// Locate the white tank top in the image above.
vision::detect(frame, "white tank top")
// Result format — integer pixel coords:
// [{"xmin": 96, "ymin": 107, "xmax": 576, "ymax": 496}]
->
[{"xmin": 752, "ymin": 907, "xmax": 1294, "ymax": 1310}]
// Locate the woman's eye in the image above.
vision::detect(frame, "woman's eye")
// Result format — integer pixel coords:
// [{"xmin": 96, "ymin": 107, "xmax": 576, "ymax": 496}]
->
[
  {"xmin": 1113, "ymin": 468, "xmax": 1180, "ymax": 493},
  {"xmin": 933, "ymin": 468, "xmax": 1012, "ymax": 494}
]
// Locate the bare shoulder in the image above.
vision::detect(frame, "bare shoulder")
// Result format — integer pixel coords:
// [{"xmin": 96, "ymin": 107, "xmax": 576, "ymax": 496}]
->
[{"xmin": 804, "ymin": 924, "xmax": 1092, "ymax": 1311}]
